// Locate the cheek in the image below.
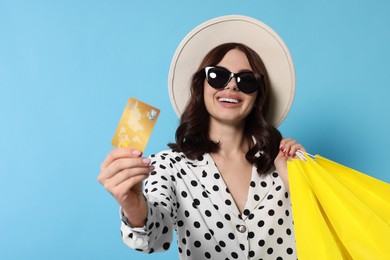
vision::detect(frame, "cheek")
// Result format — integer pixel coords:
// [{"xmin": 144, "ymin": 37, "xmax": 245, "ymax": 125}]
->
[
  {"xmin": 203, "ymin": 84, "xmax": 217, "ymax": 111},
  {"xmin": 244, "ymin": 94, "xmax": 258, "ymax": 114}
]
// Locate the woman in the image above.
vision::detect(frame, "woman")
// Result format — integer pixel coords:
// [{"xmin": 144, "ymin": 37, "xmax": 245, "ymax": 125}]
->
[{"xmin": 99, "ymin": 16, "xmax": 304, "ymax": 259}]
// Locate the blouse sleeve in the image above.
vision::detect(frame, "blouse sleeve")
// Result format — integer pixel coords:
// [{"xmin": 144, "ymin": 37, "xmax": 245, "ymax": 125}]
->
[{"xmin": 120, "ymin": 151, "xmax": 178, "ymax": 253}]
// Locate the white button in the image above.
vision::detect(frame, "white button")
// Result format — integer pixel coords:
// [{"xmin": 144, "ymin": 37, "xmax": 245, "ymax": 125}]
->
[{"xmin": 237, "ymin": 225, "xmax": 247, "ymax": 233}]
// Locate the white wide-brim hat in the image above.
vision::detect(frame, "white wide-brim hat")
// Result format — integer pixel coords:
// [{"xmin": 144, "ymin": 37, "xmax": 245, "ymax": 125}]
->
[{"xmin": 168, "ymin": 15, "xmax": 295, "ymax": 127}]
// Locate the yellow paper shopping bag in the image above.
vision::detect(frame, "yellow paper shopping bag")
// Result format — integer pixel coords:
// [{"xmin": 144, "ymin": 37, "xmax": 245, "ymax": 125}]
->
[{"xmin": 288, "ymin": 152, "xmax": 390, "ymax": 260}]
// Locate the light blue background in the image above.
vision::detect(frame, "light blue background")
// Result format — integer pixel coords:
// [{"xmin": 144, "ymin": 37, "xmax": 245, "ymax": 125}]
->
[{"xmin": 1, "ymin": 0, "xmax": 389, "ymax": 259}]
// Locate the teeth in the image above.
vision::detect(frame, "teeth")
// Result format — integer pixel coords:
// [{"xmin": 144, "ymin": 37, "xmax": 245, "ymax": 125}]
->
[{"xmin": 218, "ymin": 98, "xmax": 239, "ymax": 104}]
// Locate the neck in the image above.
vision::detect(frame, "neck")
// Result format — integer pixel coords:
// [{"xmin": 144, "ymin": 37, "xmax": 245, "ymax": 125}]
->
[{"xmin": 209, "ymin": 120, "xmax": 249, "ymax": 158}]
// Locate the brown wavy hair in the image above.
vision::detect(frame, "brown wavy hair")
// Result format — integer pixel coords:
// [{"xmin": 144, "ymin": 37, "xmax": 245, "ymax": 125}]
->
[{"xmin": 168, "ymin": 43, "xmax": 282, "ymax": 175}]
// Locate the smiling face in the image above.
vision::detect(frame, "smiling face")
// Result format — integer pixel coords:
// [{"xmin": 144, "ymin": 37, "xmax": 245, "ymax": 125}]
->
[{"xmin": 204, "ymin": 48, "xmax": 258, "ymax": 127}]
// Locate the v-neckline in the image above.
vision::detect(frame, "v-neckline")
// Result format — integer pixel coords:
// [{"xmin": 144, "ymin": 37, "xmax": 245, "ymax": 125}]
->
[{"xmin": 206, "ymin": 153, "xmax": 256, "ymax": 216}]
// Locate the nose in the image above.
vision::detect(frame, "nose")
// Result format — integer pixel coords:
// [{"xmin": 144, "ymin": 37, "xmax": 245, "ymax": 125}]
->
[{"xmin": 224, "ymin": 75, "xmax": 239, "ymax": 91}]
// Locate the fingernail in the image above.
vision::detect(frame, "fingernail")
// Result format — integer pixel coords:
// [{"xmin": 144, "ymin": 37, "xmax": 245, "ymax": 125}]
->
[
  {"xmin": 132, "ymin": 150, "xmax": 142, "ymax": 155},
  {"xmin": 143, "ymin": 158, "xmax": 151, "ymax": 165}
]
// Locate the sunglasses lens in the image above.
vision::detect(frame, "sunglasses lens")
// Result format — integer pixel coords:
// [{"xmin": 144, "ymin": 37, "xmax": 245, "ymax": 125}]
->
[
  {"xmin": 206, "ymin": 67, "xmax": 231, "ymax": 89},
  {"xmin": 236, "ymin": 73, "xmax": 259, "ymax": 94}
]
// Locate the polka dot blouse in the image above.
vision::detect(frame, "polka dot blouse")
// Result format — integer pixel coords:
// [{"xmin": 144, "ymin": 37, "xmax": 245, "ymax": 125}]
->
[{"xmin": 120, "ymin": 150, "xmax": 297, "ymax": 259}]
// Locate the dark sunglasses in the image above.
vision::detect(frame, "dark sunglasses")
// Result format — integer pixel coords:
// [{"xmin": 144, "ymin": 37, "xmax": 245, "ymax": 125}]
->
[{"xmin": 205, "ymin": 66, "xmax": 262, "ymax": 94}]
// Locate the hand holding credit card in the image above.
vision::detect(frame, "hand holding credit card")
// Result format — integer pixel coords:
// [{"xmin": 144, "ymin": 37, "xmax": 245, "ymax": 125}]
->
[{"xmin": 112, "ymin": 97, "xmax": 160, "ymax": 152}]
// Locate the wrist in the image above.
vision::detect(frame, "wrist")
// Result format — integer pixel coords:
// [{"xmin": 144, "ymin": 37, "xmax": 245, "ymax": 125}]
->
[{"xmin": 121, "ymin": 195, "xmax": 148, "ymax": 228}]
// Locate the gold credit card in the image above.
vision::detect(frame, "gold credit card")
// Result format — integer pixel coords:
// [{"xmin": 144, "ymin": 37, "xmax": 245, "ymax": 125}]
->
[{"xmin": 112, "ymin": 97, "xmax": 160, "ymax": 151}]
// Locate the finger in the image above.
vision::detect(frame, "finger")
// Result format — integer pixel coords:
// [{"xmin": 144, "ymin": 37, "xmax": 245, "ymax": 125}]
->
[
  {"xmin": 279, "ymin": 138, "xmax": 293, "ymax": 149},
  {"xmin": 100, "ymin": 148, "xmax": 143, "ymax": 170},
  {"xmin": 98, "ymin": 157, "xmax": 152, "ymax": 183},
  {"xmin": 104, "ymin": 165, "xmax": 153, "ymax": 189},
  {"xmin": 280, "ymin": 138, "xmax": 296, "ymax": 154},
  {"xmin": 287, "ymin": 143, "xmax": 306, "ymax": 157},
  {"xmin": 280, "ymin": 138, "xmax": 307, "ymax": 157},
  {"xmin": 110, "ymin": 174, "xmax": 148, "ymax": 203},
  {"xmin": 275, "ymin": 150, "xmax": 287, "ymax": 162}
]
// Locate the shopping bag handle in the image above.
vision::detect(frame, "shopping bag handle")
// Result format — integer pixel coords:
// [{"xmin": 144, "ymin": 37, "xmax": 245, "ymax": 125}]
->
[{"xmin": 296, "ymin": 150, "xmax": 316, "ymax": 161}]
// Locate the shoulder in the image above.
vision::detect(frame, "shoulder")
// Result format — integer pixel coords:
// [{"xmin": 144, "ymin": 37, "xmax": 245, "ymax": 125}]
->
[
  {"xmin": 149, "ymin": 149, "xmax": 187, "ymax": 164},
  {"xmin": 149, "ymin": 150, "xmax": 210, "ymax": 172}
]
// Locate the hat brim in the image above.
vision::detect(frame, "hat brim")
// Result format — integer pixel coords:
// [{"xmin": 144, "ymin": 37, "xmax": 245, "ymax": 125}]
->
[{"xmin": 168, "ymin": 15, "xmax": 295, "ymax": 127}]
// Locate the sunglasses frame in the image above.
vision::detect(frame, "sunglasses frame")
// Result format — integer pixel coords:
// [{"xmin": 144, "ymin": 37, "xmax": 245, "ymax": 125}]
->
[{"xmin": 204, "ymin": 66, "xmax": 262, "ymax": 94}]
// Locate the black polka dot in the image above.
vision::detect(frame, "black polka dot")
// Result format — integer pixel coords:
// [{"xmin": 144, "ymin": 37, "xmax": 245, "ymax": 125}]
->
[
  {"xmin": 162, "ymin": 226, "xmax": 169, "ymax": 234},
  {"xmin": 162, "ymin": 242, "xmax": 170, "ymax": 250},
  {"xmin": 216, "ymin": 222, "xmax": 224, "ymax": 228}
]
